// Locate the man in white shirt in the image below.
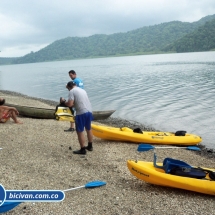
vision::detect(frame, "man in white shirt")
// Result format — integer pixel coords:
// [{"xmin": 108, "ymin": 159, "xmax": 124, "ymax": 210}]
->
[{"xmin": 60, "ymin": 81, "xmax": 93, "ymax": 154}]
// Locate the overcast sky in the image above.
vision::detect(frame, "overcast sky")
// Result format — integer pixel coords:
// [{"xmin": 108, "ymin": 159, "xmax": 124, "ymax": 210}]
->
[{"xmin": 0, "ymin": 0, "xmax": 215, "ymax": 57}]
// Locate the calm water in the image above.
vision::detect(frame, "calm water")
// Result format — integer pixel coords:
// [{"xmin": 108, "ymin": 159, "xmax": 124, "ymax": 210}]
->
[{"xmin": 0, "ymin": 52, "xmax": 215, "ymax": 149}]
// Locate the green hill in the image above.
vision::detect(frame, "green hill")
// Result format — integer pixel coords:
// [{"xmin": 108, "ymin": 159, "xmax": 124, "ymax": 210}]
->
[
  {"xmin": 162, "ymin": 18, "xmax": 215, "ymax": 52},
  {"xmin": 11, "ymin": 21, "xmax": 200, "ymax": 64},
  {"xmin": 1, "ymin": 14, "xmax": 215, "ymax": 65}
]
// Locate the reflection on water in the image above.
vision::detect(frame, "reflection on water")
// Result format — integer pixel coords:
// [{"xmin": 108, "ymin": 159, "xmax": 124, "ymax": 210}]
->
[{"xmin": 0, "ymin": 52, "xmax": 215, "ymax": 148}]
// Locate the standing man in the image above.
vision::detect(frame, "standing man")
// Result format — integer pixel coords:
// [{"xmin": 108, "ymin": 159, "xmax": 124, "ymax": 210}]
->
[
  {"xmin": 64, "ymin": 70, "xmax": 84, "ymax": 132},
  {"xmin": 60, "ymin": 81, "xmax": 93, "ymax": 155}
]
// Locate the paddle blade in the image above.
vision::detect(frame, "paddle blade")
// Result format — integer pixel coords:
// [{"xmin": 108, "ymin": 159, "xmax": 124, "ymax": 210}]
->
[
  {"xmin": 186, "ymin": 146, "xmax": 201, "ymax": 151},
  {"xmin": 0, "ymin": 202, "xmax": 22, "ymax": 213},
  {"xmin": 85, "ymin": 181, "xmax": 106, "ymax": 188},
  {"xmin": 137, "ymin": 144, "xmax": 154, "ymax": 152}
]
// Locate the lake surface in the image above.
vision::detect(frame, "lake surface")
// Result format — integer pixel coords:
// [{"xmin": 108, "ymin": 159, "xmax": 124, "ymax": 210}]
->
[{"xmin": 0, "ymin": 52, "xmax": 215, "ymax": 149}]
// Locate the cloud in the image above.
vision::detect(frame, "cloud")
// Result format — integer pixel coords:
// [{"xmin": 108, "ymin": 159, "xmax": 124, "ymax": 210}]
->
[
  {"xmin": 0, "ymin": 0, "xmax": 215, "ymax": 57},
  {"xmin": 0, "ymin": 44, "xmax": 49, "ymax": 58}
]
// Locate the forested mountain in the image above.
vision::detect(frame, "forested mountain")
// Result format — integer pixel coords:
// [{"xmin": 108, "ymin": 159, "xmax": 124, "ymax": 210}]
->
[
  {"xmin": 1, "ymin": 14, "xmax": 215, "ymax": 65},
  {"xmin": 162, "ymin": 18, "xmax": 215, "ymax": 52},
  {"xmin": 12, "ymin": 21, "xmax": 197, "ymax": 64}
]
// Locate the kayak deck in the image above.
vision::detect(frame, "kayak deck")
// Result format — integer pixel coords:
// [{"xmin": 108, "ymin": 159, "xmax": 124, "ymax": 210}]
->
[
  {"xmin": 92, "ymin": 124, "xmax": 202, "ymax": 145},
  {"xmin": 127, "ymin": 160, "xmax": 215, "ymax": 195}
]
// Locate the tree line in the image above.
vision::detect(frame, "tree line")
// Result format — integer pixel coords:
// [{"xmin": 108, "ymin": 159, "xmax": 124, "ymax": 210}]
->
[{"xmin": 1, "ymin": 14, "xmax": 215, "ymax": 65}]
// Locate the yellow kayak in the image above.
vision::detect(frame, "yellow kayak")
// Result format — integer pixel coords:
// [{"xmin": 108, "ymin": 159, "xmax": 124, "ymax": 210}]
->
[
  {"xmin": 91, "ymin": 124, "xmax": 202, "ymax": 145},
  {"xmin": 127, "ymin": 159, "xmax": 215, "ymax": 195}
]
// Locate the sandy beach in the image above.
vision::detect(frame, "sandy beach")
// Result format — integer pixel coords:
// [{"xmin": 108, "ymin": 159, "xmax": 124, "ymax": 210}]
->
[{"xmin": 0, "ymin": 90, "xmax": 215, "ymax": 215}]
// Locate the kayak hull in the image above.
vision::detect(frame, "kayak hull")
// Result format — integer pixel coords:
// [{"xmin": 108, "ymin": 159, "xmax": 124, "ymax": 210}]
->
[
  {"xmin": 6, "ymin": 103, "xmax": 115, "ymax": 120},
  {"xmin": 91, "ymin": 124, "xmax": 201, "ymax": 145},
  {"xmin": 127, "ymin": 160, "xmax": 215, "ymax": 195}
]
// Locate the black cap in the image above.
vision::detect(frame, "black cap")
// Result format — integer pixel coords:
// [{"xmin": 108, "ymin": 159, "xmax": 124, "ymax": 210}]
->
[
  {"xmin": 67, "ymin": 81, "xmax": 76, "ymax": 88},
  {"xmin": 68, "ymin": 70, "xmax": 76, "ymax": 75}
]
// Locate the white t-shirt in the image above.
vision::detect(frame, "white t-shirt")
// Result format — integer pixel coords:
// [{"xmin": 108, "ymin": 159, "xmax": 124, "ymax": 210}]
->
[{"xmin": 68, "ymin": 87, "xmax": 92, "ymax": 115}]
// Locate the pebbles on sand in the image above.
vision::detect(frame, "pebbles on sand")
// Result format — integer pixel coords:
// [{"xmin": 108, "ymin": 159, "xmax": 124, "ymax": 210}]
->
[{"xmin": 0, "ymin": 90, "xmax": 215, "ymax": 215}]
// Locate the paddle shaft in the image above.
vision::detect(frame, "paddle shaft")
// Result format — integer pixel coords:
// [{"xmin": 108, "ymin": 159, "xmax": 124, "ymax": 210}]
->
[
  {"xmin": 137, "ymin": 144, "xmax": 200, "ymax": 152},
  {"xmin": 63, "ymin": 181, "xmax": 106, "ymax": 192},
  {"xmin": 63, "ymin": 185, "xmax": 85, "ymax": 192},
  {"xmin": 154, "ymin": 146, "xmax": 193, "ymax": 149}
]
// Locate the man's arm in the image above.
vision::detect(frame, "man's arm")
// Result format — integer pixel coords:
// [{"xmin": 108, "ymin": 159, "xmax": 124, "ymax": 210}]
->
[
  {"xmin": 60, "ymin": 98, "xmax": 74, "ymax": 108},
  {"xmin": 65, "ymin": 99, "xmax": 74, "ymax": 107}
]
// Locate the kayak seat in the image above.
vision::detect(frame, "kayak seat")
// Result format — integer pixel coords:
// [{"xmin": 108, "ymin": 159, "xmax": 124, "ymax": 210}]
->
[
  {"xmin": 175, "ymin": 130, "xmax": 186, "ymax": 136},
  {"xmin": 170, "ymin": 166, "xmax": 206, "ymax": 179},
  {"xmin": 209, "ymin": 171, "xmax": 215, "ymax": 180},
  {"xmin": 153, "ymin": 153, "xmax": 191, "ymax": 172},
  {"xmin": 197, "ymin": 167, "xmax": 215, "ymax": 180},
  {"xmin": 162, "ymin": 157, "xmax": 191, "ymax": 173},
  {"xmin": 153, "ymin": 153, "xmax": 206, "ymax": 179},
  {"xmin": 133, "ymin": 128, "xmax": 143, "ymax": 134}
]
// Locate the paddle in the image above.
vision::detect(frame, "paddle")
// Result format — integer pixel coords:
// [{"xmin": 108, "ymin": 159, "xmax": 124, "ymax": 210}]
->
[
  {"xmin": 0, "ymin": 202, "xmax": 22, "ymax": 213},
  {"xmin": 137, "ymin": 144, "xmax": 200, "ymax": 152},
  {"xmin": 63, "ymin": 181, "xmax": 106, "ymax": 192},
  {"xmin": 0, "ymin": 181, "xmax": 106, "ymax": 213}
]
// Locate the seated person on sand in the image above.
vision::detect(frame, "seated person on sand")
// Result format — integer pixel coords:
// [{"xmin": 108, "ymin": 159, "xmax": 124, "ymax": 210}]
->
[{"xmin": 0, "ymin": 105, "xmax": 22, "ymax": 124}]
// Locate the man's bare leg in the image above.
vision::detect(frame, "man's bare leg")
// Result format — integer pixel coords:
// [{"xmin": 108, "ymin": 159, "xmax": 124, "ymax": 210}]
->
[
  {"xmin": 77, "ymin": 131, "xmax": 85, "ymax": 148},
  {"xmin": 73, "ymin": 131, "xmax": 86, "ymax": 154},
  {"xmin": 85, "ymin": 129, "xmax": 93, "ymax": 151},
  {"xmin": 70, "ymin": 122, "xmax": 75, "ymax": 129},
  {"xmin": 86, "ymin": 129, "xmax": 93, "ymax": 143}
]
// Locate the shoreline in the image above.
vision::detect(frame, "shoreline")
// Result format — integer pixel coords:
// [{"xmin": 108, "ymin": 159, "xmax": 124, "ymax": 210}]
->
[
  {"xmin": 1, "ymin": 89, "xmax": 214, "ymax": 159},
  {"xmin": 1, "ymin": 90, "xmax": 215, "ymax": 214}
]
